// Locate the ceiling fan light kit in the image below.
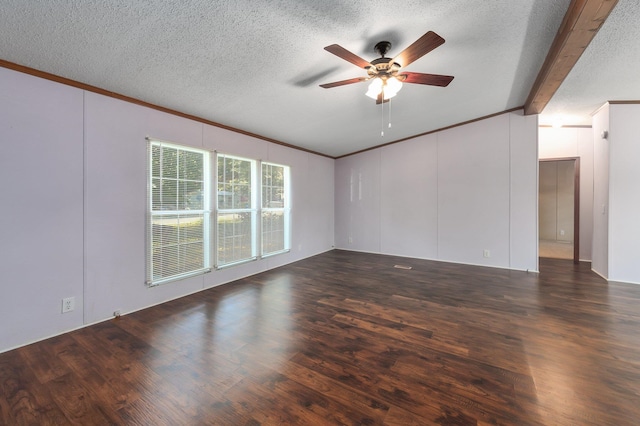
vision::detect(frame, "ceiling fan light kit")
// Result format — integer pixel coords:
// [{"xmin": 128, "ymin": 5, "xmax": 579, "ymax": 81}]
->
[
  {"xmin": 320, "ymin": 31, "xmax": 454, "ymax": 104},
  {"xmin": 365, "ymin": 76, "xmax": 403, "ymax": 100}
]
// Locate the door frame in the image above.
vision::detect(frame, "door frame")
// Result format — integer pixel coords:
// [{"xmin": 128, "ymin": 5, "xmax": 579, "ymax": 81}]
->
[{"xmin": 539, "ymin": 157, "xmax": 580, "ymax": 264}]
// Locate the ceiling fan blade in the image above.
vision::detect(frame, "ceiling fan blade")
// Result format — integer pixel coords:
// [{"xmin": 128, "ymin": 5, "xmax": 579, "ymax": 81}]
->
[
  {"xmin": 400, "ymin": 72, "xmax": 454, "ymax": 87},
  {"xmin": 324, "ymin": 44, "xmax": 372, "ymax": 69},
  {"xmin": 319, "ymin": 77, "xmax": 367, "ymax": 88},
  {"xmin": 392, "ymin": 31, "xmax": 445, "ymax": 68}
]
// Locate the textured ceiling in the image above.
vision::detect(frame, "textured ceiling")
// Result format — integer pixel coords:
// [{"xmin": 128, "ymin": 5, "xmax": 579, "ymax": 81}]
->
[
  {"xmin": 1, "ymin": 1, "xmax": 635, "ymax": 157},
  {"xmin": 540, "ymin": 0, "xmax": 640, "ymax": 126}
]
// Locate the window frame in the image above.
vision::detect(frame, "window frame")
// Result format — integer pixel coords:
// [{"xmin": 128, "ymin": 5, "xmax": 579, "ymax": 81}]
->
[
  {"xmin": 146, "ymin": 145, "xmax": 292, "ymax": 280},
  {"xmin": 260, "ymin": 161, "xmax": 291, "ymax": 258},
  {"xmin": 146, "ymin": 138, "xmax": 211, "ymax": 286},
  {"xmin": 215, "ymin": 153, "xmax": 258, "ymax": 269}
]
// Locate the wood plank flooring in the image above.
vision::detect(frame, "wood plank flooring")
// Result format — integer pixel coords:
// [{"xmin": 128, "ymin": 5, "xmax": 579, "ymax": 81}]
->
[
  {"xmin": 538, "ymin": 240, "xmax": 573, "ymax": 259},
  {"xmin": 2, "ymin": 250, "xmax": 640, "ymax": 425}
]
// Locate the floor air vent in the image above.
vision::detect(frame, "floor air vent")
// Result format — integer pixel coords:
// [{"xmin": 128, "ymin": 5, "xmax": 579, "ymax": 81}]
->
[{"xmin": 393, "ymin": 264, "xmax": 412, "ymax": 270}]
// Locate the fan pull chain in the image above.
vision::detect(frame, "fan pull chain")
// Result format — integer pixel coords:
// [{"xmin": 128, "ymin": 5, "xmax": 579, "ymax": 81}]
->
[
  {"xmin": 388, "ymin": 98, "xmax": 392, "ymax": 129},
  {"xmin": 380, "ymin": 97, "xmax": 385, "ymax": 137}
]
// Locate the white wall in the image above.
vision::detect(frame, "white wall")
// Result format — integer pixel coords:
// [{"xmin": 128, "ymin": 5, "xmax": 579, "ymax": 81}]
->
[
  {"xmin": 608, "ymin": 104, "xmax": 640, "ymax": 284},
  {"xmin": 539, "ymin": 161, "xmax": 576, "ymax": 242},
  {"xmin": 538, "ymin": 127, "xmax": 594, "ymax": 260},
  {"xmin": 437, "ymin": 114, "xmax": 511, "ymax": 266},
  {"xmin": 510, "ymin": 112, "xmax": 539, "ymax": 270},
  {"xmin": 0, "ymin": 68, "xmax": 335, "ymax": 352},
  {"xmin": 591, "ymin": 105, "xmax": 610, "ymax": 278},
  {"xmin": 380, "ymin": 136, "xmax": 438, "ymax": 258},
  {"xmin": 1, "ymin": 68, "xmax": 84, "ymax": 350},
  {"xmin": 334, "ymin": 149, "xmax": 382, "ymax": 252},
  {"xmin": 335, "ymin": 111, "xmax": 538, "ymax": 271}
]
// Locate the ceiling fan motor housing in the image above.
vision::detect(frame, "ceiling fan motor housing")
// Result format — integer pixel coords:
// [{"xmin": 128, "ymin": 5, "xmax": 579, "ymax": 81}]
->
[
  {"xmin": 368, "ymin": 57, "xmax": 401, "ymax": 79},
  {"xmin": 366, "ymin": 41, "xmax": 402, "ymax": 79}
]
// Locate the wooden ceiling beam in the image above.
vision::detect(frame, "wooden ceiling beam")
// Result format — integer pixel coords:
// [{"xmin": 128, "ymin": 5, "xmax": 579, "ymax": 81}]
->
[{"xmin": 524, "ymin": 0, "xmax": 619, "ymax": 115}]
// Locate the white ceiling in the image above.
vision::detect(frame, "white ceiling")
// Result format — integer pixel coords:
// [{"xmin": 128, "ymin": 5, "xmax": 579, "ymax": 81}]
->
[
  {"xmin": 0, "ymin": 1, "xmax": 637, "ymax": 157},
  {"xmin": 540, "ymin": 0, "xmax": 640, "ymax": 127}
]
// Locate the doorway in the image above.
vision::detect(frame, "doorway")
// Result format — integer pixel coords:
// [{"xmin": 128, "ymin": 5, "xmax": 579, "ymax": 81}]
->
[{"xmin": 539, "ymin": 158, "xmax": 580, "ymax": 263}]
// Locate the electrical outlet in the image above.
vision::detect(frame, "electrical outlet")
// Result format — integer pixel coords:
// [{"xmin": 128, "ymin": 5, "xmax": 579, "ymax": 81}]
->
[
  {"xmin": 483, "ymin": 249, "xmax": 491, "ymax": 258},
  {"xmin": 348, "ymin": 236, "xmax": 353, "ymax": 244},
  {"xmin": 560, "ymin": 230, "xmax": 565, "ymax": 236},
  {"xmin": 62, "ymin": 297, "xmax": 75, "ymax": 313}
]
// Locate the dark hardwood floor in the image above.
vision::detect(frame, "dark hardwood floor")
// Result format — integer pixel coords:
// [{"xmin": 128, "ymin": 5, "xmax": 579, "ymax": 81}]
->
[{"xmin": 2, "ymin": 250, "xmax": 640, "ymax": 425}]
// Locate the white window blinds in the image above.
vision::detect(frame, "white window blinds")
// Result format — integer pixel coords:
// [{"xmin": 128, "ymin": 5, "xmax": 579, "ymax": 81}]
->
[
  {"xmin": 147, "ymin": 140, "xmax": 210, "ymax": 285},
  {"xmin": 216, "ymin": 154, "xmax": 257, "ymax": 268},
  {"xmin": 261, "ymin": 162, "xmax": 290, "ymax": 256}
]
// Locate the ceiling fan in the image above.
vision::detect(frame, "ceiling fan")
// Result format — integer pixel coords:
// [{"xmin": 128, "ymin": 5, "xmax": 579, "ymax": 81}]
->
[{"xmin": 319, "ymin": 31, "xmax": 454, "ymax": 104}]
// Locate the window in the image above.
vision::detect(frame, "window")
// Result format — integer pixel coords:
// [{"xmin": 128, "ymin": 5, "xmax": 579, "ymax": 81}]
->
[
  {"xmin": 146, "ymin": 145, "xmax": 290, "ymax": 281},
  {"xmin": 147, "ymin": 140, "xmax": 210, "ymax": 285},
  {"xmin": 215, "ymin": 155, "xmax": 291, "ymax": 268},
  {"xmin": 261, "ymin": 162, "xmax": 290, "ymax": 256},
  {"xmin": 216, "ymin": 154, "xmax": 257, "ymax": 267}
]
